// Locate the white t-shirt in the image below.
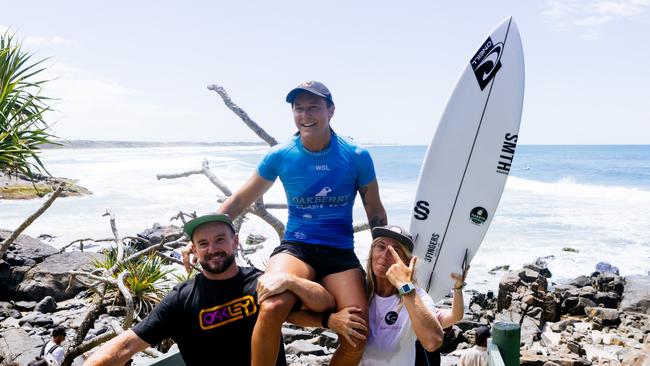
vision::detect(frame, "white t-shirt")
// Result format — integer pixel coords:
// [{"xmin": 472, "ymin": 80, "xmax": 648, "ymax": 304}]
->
[
  {"xmin": 458, "ymin": 345, "xmax": 488, "ymax": 366},
  {"xmin": 43, "ymin": 340, "xmax": 64, "ymax": 364},
  {"xmin": 361, "ymin": 288, "xmax": 443, "ymax": 366}
]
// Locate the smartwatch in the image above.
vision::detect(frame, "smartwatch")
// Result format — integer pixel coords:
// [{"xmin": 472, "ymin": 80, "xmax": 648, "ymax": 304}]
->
[{"xmin": 398, "ymin": 282, "xmax": 416, "ymax": 296}]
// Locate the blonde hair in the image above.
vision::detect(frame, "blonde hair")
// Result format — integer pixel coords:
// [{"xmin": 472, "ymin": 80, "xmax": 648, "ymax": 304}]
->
[{"xmin": 365, "ymin": 236, "xmax": 416, "ymax": 302}]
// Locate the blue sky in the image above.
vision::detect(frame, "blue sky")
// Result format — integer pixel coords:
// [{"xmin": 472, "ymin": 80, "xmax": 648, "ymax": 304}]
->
[{"xmin": 3, "ymin": 1, "xmax": 649, "ymax": 144}]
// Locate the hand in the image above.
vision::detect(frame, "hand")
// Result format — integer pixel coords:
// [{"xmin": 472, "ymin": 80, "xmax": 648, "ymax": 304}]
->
[
  {"xmin": 256, "ymin": 273, "xmax": 294, "ymax": 304},
  {"xmin": 328, "ymin": 307, "xmax": 368, "ymax": 348},
  {"xmin": 386, "ymin": 246, "xmax": 417, "ymax": 290},
  {"xmin": 181, "ymin": 242, "xmax": 197, "ymax": 273},
  {"xmin": 451, "ymin": 265, "xmax": 470, "ymax": 290}
]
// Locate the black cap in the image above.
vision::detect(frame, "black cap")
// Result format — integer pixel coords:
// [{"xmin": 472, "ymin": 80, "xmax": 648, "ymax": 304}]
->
[
  {"xmin": 475, "ymin": 326, "xmax": 490, "ymax": 339},
  {"xmin": 286, "ymin": 81, "xmax": 334, "ymax": 105},
  {"xmin": 371, "ymin": 225, "xmax": 414, "ymax": 252},
  {"xmin": 183, "ymin": 213, "xmax": 235, "ymax": 239}
]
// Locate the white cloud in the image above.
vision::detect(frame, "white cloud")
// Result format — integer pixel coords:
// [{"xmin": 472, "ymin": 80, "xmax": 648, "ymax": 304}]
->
[
  {"xmin": 40, "ymin": 63, "xmax": 199, "ymax": 141},
  {"xmin": 542, "ymin": 0, "xmax": 650, "ymax": 33}
]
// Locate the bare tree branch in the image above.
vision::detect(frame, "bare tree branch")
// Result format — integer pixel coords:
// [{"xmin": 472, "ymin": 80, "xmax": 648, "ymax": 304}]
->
[
  {"xmin": 102, "ymin": 211, "xmax": 124, "ymax": 261},
  {"xmin": 0, "ymin": 184, "xmax": 65, "ymax": 259},
  {"xmin": 117, "ymin": 270, "xmax": 134, "ymax": 329},
  {"xmin": 207, "ymin": 84, "xmax": 278, "ymax": 147}
]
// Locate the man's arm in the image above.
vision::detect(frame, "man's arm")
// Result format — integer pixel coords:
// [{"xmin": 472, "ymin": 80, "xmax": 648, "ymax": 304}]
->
[
  {"xmin": 83, "ymin": 330, "xmax": 150, "ymax": 366},
  {"xmin": 257, "ymin": 273, "xmax": 335, "ymax": 312},
  {"xmin": 358, "ymin": 179, "xmax": 387, "ymax": 228}
]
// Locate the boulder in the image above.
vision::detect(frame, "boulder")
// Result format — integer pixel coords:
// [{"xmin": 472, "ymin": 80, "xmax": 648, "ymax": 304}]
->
[
  {"xmin": 35, "ymin": 296, "xmax": 58, "ymax": 313},
  {"xmin": 16, "ymin": 251, "xmax": 101, "ymax": 301},
  {"xmin": 593, "ymin": 291, "xmax": 620, "ymax": 308},
  {"xmin": 285, "ymin": 339, "xmax": 328, "ymax": 356},
  {"xmin": 621, "ymin": 275, "xmax": 650, "ymax": 315},
  {"xmin": 498, "ymin": 270, "xmax": 521, "ymax": 311},
  {"xmin": 136, "ymin": 223, "xmax": 183, "ymax": 249},
  {"xmin": 0, "ymin": 229, "xmax": 57, "ymax": 265},
  {"xmin": 584, "ymin": 307, "xmax": 620, "ymax": 327},
  {"xmin": 563, "ymin": 297, "xmax": 597, "ymax": 316},
  {"xmin": 496, "ymin": 311, "xmax": 540, "ymax": 346},
  {"xmin": 0, "ymin": 328, "xmax": 44, "ymax": 366},
  {"xmin": 18, "ymin": 311, "xmax": 53, "ymax": 327},
  {"xmin": 570, "ymin": 275, "xmax": 592, "ymax": 288}
]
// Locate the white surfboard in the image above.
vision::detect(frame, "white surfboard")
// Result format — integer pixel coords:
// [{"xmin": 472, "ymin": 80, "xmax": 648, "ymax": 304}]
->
[{"xmin": 409, "ymin": 17, "xmax": 525, "ymax": 302}]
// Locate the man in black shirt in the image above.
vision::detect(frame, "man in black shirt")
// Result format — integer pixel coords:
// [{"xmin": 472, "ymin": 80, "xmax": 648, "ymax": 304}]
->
[{"xmin": 84, "ymin": 213, "xmax": 335, "ymax": 366}]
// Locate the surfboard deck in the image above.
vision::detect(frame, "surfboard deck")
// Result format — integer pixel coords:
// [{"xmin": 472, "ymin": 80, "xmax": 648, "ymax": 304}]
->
[{"xmin": 409, "ymin": 17, "xmax": 525, "ymax": 302}]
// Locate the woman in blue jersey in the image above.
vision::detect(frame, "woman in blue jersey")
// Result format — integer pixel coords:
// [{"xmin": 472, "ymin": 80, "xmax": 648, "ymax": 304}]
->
[{"xmin": 186, "ymin": 81, "xmax": 387, "ymax": 366}]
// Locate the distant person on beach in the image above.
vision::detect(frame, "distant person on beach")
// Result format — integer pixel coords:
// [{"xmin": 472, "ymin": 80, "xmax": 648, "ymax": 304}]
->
[
  {"xmin": 289, "ymin": 225, "xmax": 467, "ymax": 365},
  {"xmin": 28, "ymin": 326, "xmax": 66, "ymax": 366},
  {"xmin": 182, "ymin": 80, "xmax": 387, "ymax": 366},
  {"xmin": 84, "ymin": 214, "xmax": 335, "ymax": 366},
  {"xmin": 458, "ymin": 326, "xmax": 490, "ymax": 366}
]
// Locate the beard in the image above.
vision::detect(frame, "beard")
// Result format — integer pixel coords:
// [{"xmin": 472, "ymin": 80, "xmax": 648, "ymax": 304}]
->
[{"xmin": 200, "ymin": 252, "xmax": 236, "ymax": 274}]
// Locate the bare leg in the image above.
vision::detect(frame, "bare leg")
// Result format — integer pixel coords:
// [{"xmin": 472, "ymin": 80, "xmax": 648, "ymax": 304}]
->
[
  {"xmin": 322, "ymin": 268, "xmax": 368, "ymax": 366},
  {"xmin": 252, "ymin": 253, "xmax": 315, "ymax": 366}
]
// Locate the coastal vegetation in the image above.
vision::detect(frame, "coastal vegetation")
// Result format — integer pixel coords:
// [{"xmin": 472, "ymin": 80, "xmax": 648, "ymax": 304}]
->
[{"xmin": 0, "ymin": 30, "xmax": 59, "ymax": 178}]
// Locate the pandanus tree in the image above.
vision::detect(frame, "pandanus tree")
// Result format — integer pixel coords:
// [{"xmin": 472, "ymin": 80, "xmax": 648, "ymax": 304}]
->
[{"xmin": 0, "ymin": 30, "xmax": 59, "ymax": 178}]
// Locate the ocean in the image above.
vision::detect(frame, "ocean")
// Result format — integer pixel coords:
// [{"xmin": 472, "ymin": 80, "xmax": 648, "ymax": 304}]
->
[{"xmin": 1, "ymin": 144, "xmax": 649, "ymax": 293}]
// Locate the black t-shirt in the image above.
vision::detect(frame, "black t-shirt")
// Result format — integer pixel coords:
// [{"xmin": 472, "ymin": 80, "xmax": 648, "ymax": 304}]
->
[{"xmin": 133, "ymin": 267, "xmax": 286, "ymax": 366}]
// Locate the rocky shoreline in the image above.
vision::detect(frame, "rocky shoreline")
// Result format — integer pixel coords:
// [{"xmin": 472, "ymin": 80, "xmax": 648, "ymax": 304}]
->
[
  {"xmin": 0, "ymin": 173, "xmax": 91, "ymax": 200},
  {"xmin": 1, "ymin": 227, "xmax": 649, "ymax": 365}
]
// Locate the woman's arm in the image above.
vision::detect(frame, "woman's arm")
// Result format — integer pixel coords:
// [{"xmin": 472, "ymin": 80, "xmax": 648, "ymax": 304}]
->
[
  {"xmin": 287, "ymin": 307, "xmax": 368, "ymax": 348},
  {"xmin": 358, "ymin": 179, "xmax": 387, "ymax": 228},
  {"xmin": 386, "ymin": 246, "xmax": 443, "ymax": 352},
  {"xmin": 218, "ymin": 172, "xmax": 275, "ymax": 218},
  {"xmin": 438, "ymin": 272, "xmax": 466, "ymax": 328}
]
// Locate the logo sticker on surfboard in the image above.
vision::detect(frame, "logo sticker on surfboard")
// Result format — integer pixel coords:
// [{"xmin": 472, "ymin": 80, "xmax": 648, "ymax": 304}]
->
[
  {"xmin": 470, "ymin": 37, "xmax": 503, "ymax": 90},
  {"xmin": 469, "ymin": 207, "xmax": 488, "ymax": 225}
]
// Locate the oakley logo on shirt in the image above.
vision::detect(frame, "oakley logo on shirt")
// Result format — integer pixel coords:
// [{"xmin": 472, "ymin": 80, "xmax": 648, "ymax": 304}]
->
[{"xmin": 199, "ymin": 295, "xmax": 257, "ymax": 330}]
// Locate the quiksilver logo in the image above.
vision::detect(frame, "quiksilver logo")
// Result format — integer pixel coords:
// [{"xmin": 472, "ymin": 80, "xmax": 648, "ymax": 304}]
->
[{"xmin": 471, "ymin": 37, "xmax": 504, "ymax": 90}]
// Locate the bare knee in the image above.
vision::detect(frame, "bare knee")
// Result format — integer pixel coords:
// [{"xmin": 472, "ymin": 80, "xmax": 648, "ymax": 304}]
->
[{"xmin": 258, "ymin": 293, "xmax": 295, "ymax": 325}]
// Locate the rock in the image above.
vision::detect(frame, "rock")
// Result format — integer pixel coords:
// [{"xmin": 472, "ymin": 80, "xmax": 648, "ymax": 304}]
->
[
  {"xmin": 489, "ymin": 265, "xmax": 510, "ymax": 274},
  {"xmin": 498, "ymin": 270, "xmax": 521, "ymax": 311},
  {"xmin": 584, "ymin": 307, "xmax": 620, "ymax": 326},
  {"xmin": 0, "ymin": 328, "xmax": 44, "ymax": 366},
  {"xmin": 524, "ymin": 263, "xmax": 552, "ymax": 278},
  {"xmin": 621, "ymin": 275, "xmax": 650, "ymax": 315},
  {"xmin": 593, "ymin": 291, "xmax": 620, "ymax": 308},
  {"xmin": 519, "ymin": 268, "xmax": 541, "ymax": 283},
  {"xmin": 563, "ymin": 297, "xmax": 597, "ymax": 316},
  {"xmin": 570, "ymin": 275, "xmax": 592, "ymax": 288},
  {"xmin": 35, "ymin": 296, "xmax": 57, "ymax": 313},
  {"xmin": 455, "ymin": 320, "xmax": 483, "ymax": 332},
  {"xmin": 285, "ymin": 339, "xmax": 328, "ymax": 356},
  {"xmin": 0, "ymin": 229, "xmax": 57, "ymax": 265},
  {"xmin": 16, "ymin": 251, "xmax": 101, "ymax": 301},
  {"xmin": 283, "ymin": 326, "xmax": 315, "ymax": 343},
  {"xmin": 520, "ymin": 350, "xmax": 591, "ymax": 366},
  {"xmin": 567, "ymin": 340, "xmax": 586, "ymax": 356},
  {"xmin": 18, "ymin": 311, "xmax": 53, "ymax": 327},
  {"xmin": 0, "ymin": 260, "xmax": 10, "ymax": 286},
  {"xmin": 496, "ymin": 311, "xmax": 540, "ymax": 346},
  {"xmin": 562, "ymin": 247, "xmax": 579, "ymax": 253},
  {"xmin": 550, "ymin": 318, "xmax": 579, "ymax": 332},
  {"xmin": 136, "ymin": 223, "xmax": 183, "ymax": 249},
  {"xmin": 14, "ymin": 300, "xmax": 37, "ymax": 311}
]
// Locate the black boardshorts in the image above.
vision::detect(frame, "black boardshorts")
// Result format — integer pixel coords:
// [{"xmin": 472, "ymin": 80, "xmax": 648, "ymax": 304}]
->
[{"xmin": 271, "ymin": 240, "xmax": 365, "ymax": 281}]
